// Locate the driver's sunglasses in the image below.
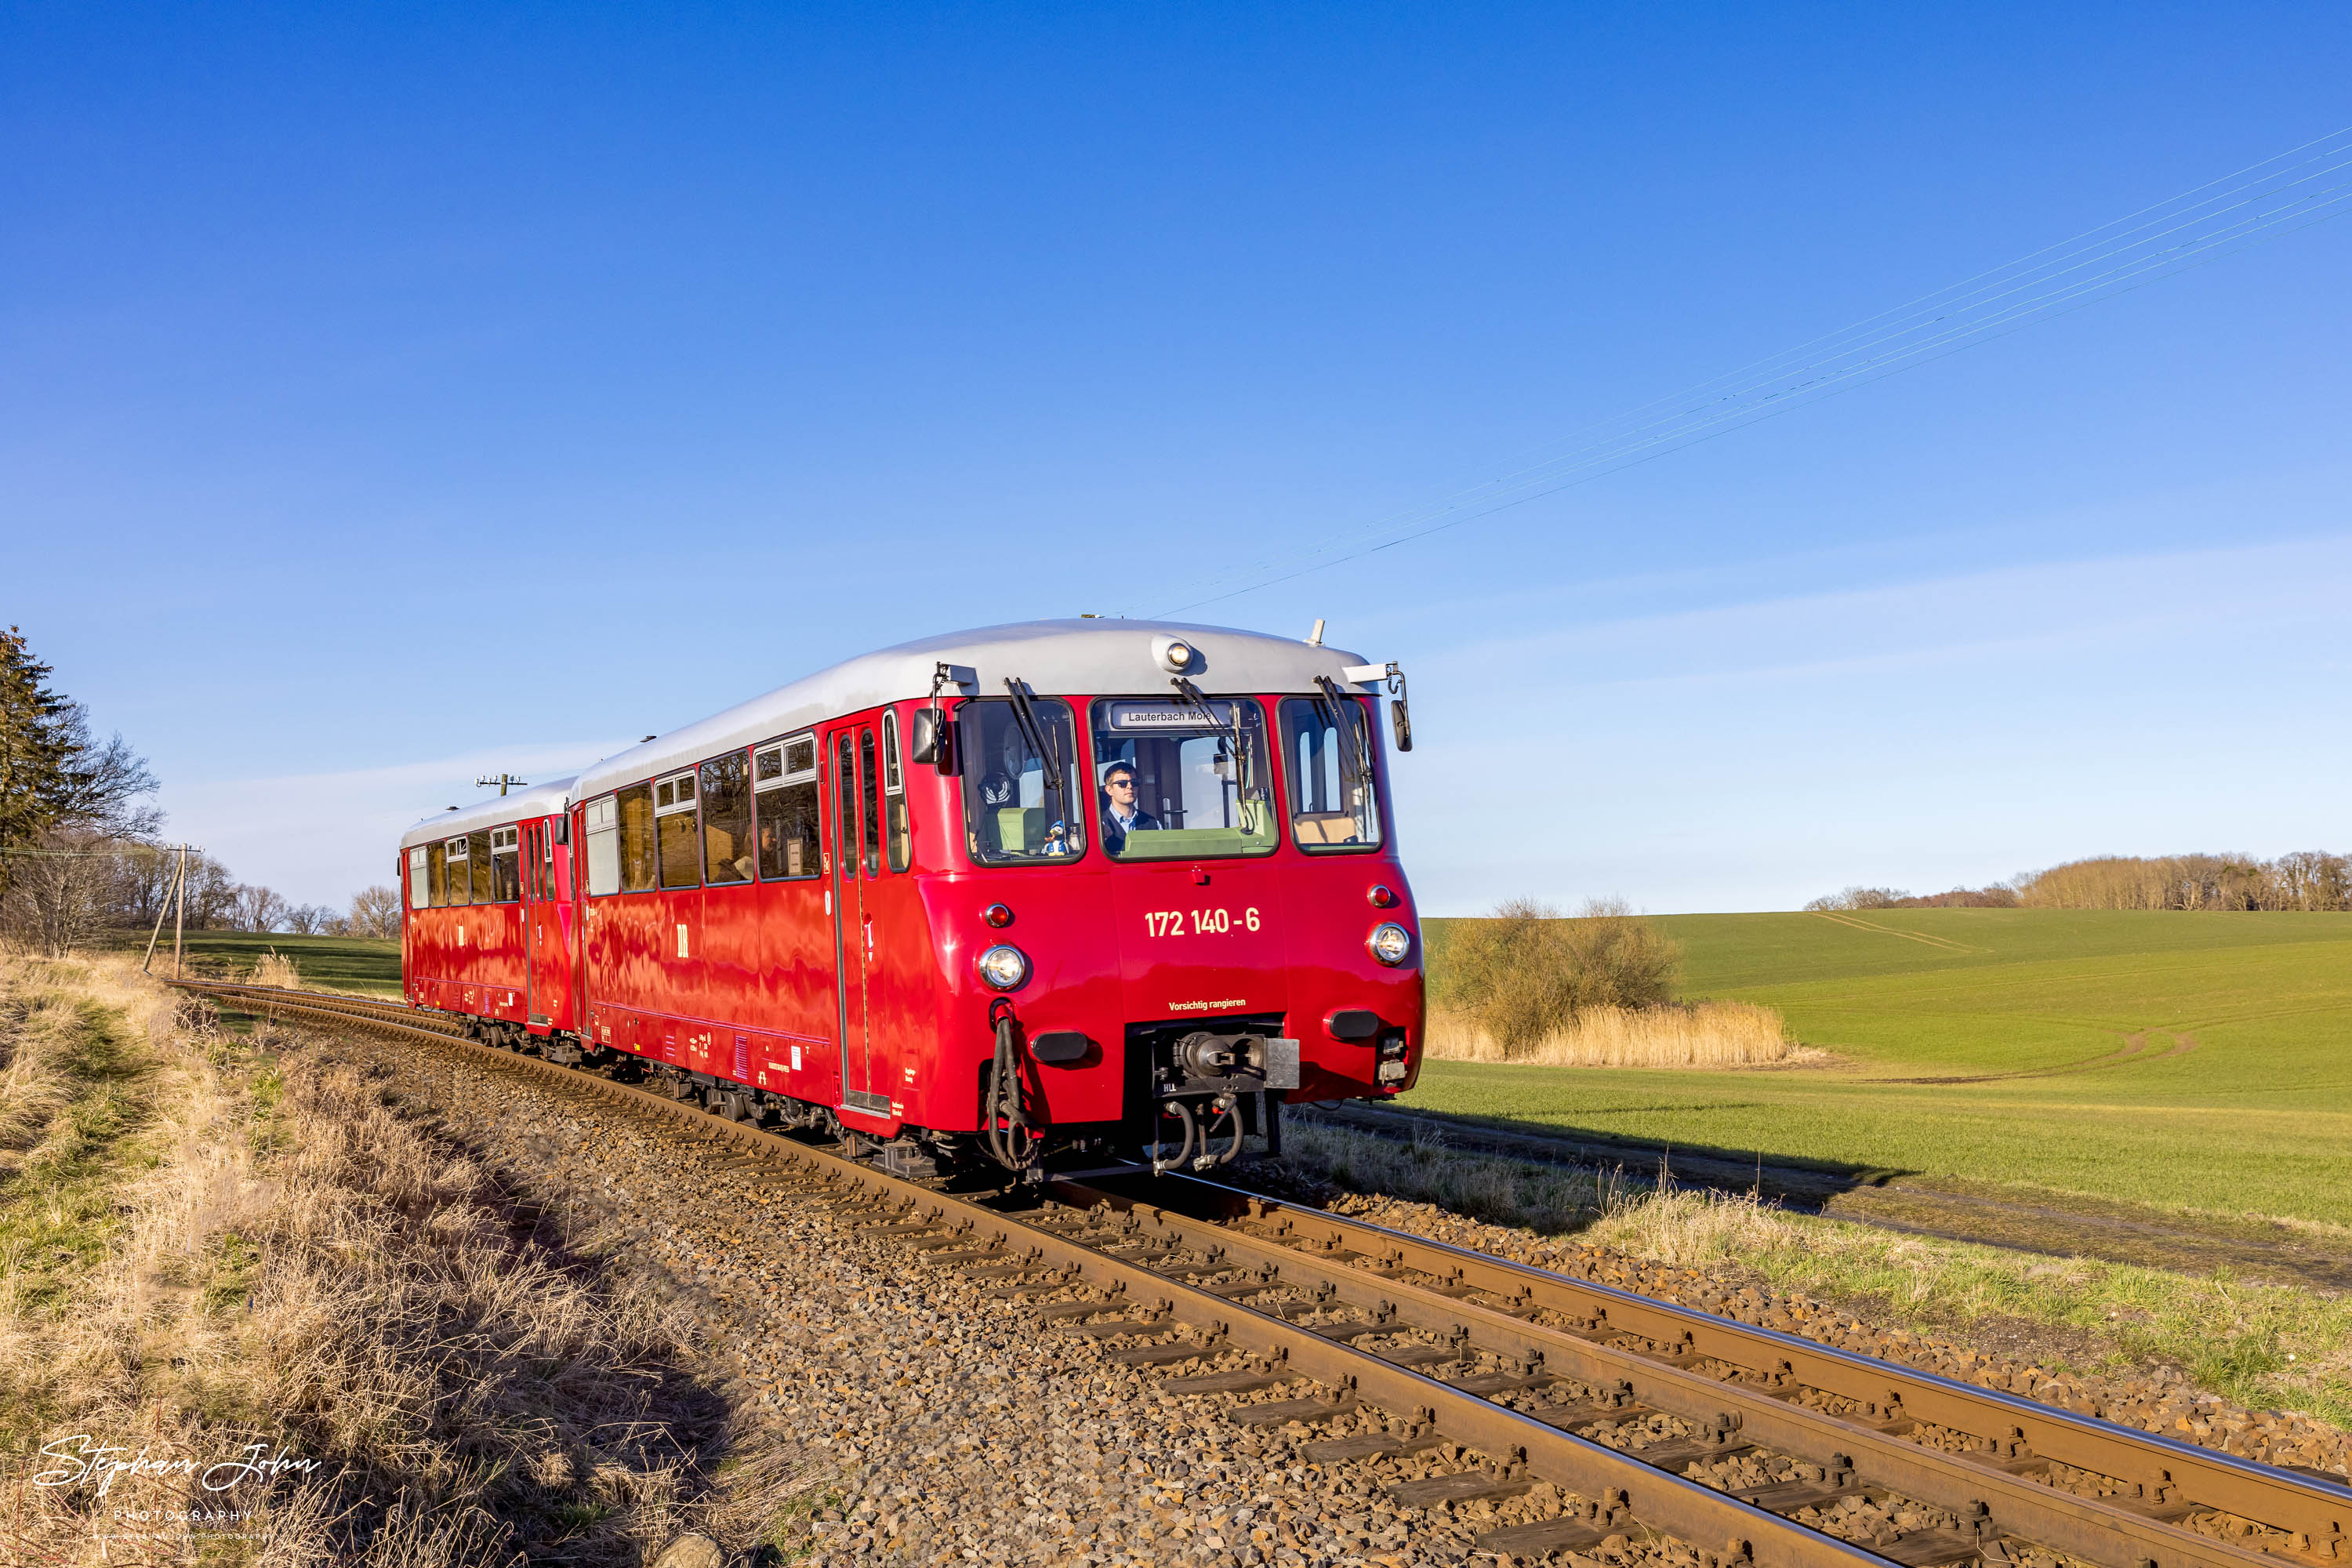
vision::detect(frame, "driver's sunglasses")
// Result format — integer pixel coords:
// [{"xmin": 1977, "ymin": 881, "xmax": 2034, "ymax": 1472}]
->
[{"xmin": 1106, "ymin": 776, "xmax": 1135, "ymax": 788}]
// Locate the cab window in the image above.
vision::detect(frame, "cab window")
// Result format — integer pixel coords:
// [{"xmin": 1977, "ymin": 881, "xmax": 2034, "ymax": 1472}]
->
[
  {"xmin": 1088, "ymin": 697, "xmax": 1276, "ymax": 861},
  {"xmin": 881, "ymin": 710, "xmax": 911, "ymax": 873},
  {"xmin": 1279, "ymin": 696, "xmax": 1384, "ymax": 851},
  {"xmin": 958, "ymin": 696, "xmax": 1083, "ymax": 865}
]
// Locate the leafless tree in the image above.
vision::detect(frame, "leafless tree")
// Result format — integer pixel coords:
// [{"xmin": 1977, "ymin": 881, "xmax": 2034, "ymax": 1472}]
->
[
  {"xmin": 0, "ymin": 828, "xmax": 120, "ymax": 956},
  {"xmin": 282, "ymin": 902, "xmax": 335, "ymax": 936},
  {"xmin": 347, "ymin": 884, "xmax": 403, "ymax": 939},
  {"xmin": 234, "ymin": 884, "xmax": 291, "ymax": 934}
]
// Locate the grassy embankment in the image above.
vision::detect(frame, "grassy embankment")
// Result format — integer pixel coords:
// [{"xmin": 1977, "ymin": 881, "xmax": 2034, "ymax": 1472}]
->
[
  {"xmin": 0, "ymin": 949, "xmax": 798, "ymax": 1559},
  {"xmin": 98, "ymin": 927, "xmax": 404, "ymax": 993}
]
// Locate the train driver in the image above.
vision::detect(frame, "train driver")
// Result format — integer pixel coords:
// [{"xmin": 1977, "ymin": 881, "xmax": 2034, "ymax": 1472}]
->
[{"xmin": 1099, "ymin": 761, "xmax": 1161, "ymax": 854}]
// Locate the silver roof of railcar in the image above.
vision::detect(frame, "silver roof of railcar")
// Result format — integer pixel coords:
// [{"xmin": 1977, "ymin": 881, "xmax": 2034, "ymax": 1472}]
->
[
  {"xmin": 569, "ymin": 619, "xmax": 1379, "ymax": 802},
  {"xmin": 399, "ymin": 775, "xmax": 579, "ymax": 851}
]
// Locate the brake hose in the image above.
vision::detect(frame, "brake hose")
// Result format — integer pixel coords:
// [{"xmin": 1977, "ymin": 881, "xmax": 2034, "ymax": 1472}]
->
[{"xmin": 1149, "ymin": 1099, "xmax": 1198, "ymax": 1176}]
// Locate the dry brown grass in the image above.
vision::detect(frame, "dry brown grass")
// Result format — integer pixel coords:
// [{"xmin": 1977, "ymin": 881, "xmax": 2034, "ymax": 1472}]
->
[
  {"xmin": 246, "ymin": 949, "xmax": 301, "ymax": 989},
  {"xmin": 1421, "ymin": 998, "xmax": 1821, "ymax": 1068},
  {"xmin": 0, "ymin": 952, "xmax": 805, "ymax": 1565}
]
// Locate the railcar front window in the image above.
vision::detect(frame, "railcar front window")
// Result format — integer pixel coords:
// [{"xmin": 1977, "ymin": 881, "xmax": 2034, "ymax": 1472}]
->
[
  {"xmin": 1087, "ymin": 699, "xmax": 1276, "ymax": 861},
  {"xmin": 1278, "ymin": 696, "xmax": 1383, "ymax": 851},
  {"xmin": 958, "ymin": 698, "xmax": 1084, "ymax": 865},
  {"xmin": 700, "ymin": 751, "xmax": 754, "ymax": 885}
]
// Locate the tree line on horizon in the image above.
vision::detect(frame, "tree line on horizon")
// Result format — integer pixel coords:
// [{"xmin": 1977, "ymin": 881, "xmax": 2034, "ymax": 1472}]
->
[
  {"xmin": 1809, "ymin": 849, "xmax": 2352, "ymax": 914},
  {"xmin": 1, "ymin": 627, "xmax": 399, "ymax": 955}
]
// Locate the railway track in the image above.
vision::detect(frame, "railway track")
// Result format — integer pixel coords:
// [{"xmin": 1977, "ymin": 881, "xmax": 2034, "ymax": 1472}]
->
[{"xmin": 182, "ymin": 980, "xmax": 2351, "ymax": 1568}]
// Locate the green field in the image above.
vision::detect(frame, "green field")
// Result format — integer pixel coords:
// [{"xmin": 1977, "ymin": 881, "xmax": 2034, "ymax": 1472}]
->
[
  {"xmin": 100, "ymin": 929, "xmax": 404, "ymax": 993},
  {"xmin": 1414, "ymin": 909, "xmax": 2352, "ymax": 1227}
]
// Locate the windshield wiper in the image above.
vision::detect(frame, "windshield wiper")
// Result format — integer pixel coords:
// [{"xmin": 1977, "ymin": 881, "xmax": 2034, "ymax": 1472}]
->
[
  {"xmin": 1314, "ymin": 674, "xmax": 1374, "ymax": 789},
  {"xmin": 1171, "ymin": 677, "xmax": 1256, "ymax": 794},
  {"xmin": 1003, "ymin": 677, "xmax": 1064, "ymax": 795}
]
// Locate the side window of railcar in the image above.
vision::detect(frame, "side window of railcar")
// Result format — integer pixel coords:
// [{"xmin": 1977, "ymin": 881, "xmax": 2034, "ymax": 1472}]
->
[
  {"xmin": 753, "ymin": 736, "xmax": 821, "ymax": 880},
  {"xmin": 700, "ymin": 751, "xmax": 754, "ymax": 886},
  {"xmin": 408, "ymin": 846, "xmax": 429, "ymax": 910},
  {"xmin": 583, "ymin": 797, "xmax": 621, "ymax": 895},
  {"xmin": 1087, "ymin": 697, "xmax": 1278, "ymax": 861},
  {"xmin": 490, "ymin": 826, "xmax": 522, "ymax": 902},
  {"xmin": 881, "ymin": 712, "xmax": 912, "ymax": 873},
  {"xmin": 654, "ymin": 771, "xmax": 701, "ymax": 890},
  {"xmin": 957, "ymin": 698, "xmax": 1085, "ymax": 866},
  {"xmin": 468, "ymin": 830, "xmax": 495, "ymax": 902},
  {"xmin": 616, "ymin": 784, "xmax": 656, "ymax": 891},
  {"xmin": 426, "ymin": 840, "xmax": 448, "ymax": 906},
  {"xmin": 445, "ymin": 837, "xmax": 471, "ymax": 906},
  {"xmin": 1278, "ymin": 696, "xmax": 1384, "ymax": 851}
]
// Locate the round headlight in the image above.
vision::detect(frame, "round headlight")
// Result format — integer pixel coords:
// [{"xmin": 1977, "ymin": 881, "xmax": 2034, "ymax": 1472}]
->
[
  {"xmin": 1167, "ymin": 641, "xmax": 1192, "ymax": 668},
  {"xmin": 977, "ymin": 944, "xmax": 1030, "ymax": 990},
  {"xmin": 1367, "ymin": 923, "xmax": 1413, "ymax": 967}
]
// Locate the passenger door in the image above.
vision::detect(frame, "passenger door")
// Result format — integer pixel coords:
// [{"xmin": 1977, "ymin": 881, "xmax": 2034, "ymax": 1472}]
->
[
  {"xmin": 524, "ymin": 818, "xmax": 568, "ymax": 1029},
  {"xmin": 827, "ymin": 723, "xmax": 883, "ymax": 1115}
]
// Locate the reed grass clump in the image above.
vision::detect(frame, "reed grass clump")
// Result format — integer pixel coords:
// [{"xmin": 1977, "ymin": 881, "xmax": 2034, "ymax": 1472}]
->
[
  {"xmin": 248, "ymin": 947, "xmax": 301, "ymax": 989},
  {"xmin": 1422, "ymin": 998, "xmax": 1814, "ymax": 1068},
  {"xmin": 1428, "ymin": 898, "xmax": 1811, "ymax": 1066}
]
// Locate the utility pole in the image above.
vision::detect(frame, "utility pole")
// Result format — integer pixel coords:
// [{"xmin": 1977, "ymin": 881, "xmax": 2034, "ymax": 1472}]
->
[
  {"xmin": 141, "ymin": 844, "xmax": 194, "ymax": 974},
  {"xmin": 476, "ymin": 774, "xmax": 529, "ymax": 797},
  {"xmin": 173, "ymin": 844, "xmax": 187, "ymax": 979}
]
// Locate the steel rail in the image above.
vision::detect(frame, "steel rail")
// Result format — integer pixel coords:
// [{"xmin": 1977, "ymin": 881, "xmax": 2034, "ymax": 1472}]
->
[
  {"xmin": 183, "ymin": 982, "xmax": 2347, "ymax": 1568},
  {"xmin": 1044, "ymin": 1177, "xmax": 2341, "ymax": 1568}
]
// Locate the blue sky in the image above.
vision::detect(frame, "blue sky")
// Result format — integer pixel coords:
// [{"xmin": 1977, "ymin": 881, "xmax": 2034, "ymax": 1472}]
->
[{"xmin": 7, "ymin": 3, "xmax": 2349, "ymax": 914}]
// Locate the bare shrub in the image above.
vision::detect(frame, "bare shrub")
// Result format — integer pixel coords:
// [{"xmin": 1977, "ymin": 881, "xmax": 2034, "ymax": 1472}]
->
[
  {"xmin": 1435, "ymin": 898, "xmax": 1681, "ymax": 1056},
  {"xmin": 1423, "ymin": 998, "xmax": 1817, "ymax": 1069}
]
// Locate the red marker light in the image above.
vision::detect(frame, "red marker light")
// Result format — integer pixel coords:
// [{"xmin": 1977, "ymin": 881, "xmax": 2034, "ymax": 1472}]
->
[
  {"xmin": 1368, "ymin": 884, "xmax": 1397, "ymax": 909},
  {"xmin": 984, "ymin": 903, "xmax": 1014, "ymax": 928}
]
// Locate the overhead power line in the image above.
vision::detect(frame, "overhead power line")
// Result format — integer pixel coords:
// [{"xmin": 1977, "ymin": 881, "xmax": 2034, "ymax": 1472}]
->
[{"xmin": 1139, "ymin": 125, "xmax": 2352, "ymax": 617}]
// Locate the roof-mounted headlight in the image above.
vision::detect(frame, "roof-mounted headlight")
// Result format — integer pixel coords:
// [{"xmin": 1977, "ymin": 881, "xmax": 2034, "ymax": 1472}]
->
[
  {"xmin": 1367, "ymin": 923, "xmax": 1412, "ymax": 967},
  {"xmin": 1152, "ymin": 633, "xmax": 1203, "ymax": 674},
  {"xmin": 977, "ymin": 944, "xmax": 1030, "ymax": 990}
]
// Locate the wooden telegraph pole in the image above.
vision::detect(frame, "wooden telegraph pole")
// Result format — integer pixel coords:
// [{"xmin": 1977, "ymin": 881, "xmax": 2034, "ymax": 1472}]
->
[{"xmin": 140, "ymin": 844, "xmax": 192, "ymax": 974}]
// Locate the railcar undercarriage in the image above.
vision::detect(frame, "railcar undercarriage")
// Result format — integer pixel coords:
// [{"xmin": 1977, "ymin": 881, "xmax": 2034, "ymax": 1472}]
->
[{"xmin": 444, "ymin": 1008, "xmax": 1298, "ymax": 1184}]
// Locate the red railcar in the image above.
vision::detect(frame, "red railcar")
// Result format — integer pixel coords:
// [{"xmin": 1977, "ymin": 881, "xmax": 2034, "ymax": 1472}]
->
[{"xmin": 398, "ymin": 620, "xmax": 1421, "ymax": 1176}]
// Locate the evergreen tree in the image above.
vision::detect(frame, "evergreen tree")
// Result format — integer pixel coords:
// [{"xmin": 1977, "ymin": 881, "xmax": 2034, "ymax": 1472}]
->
[{"xmin": 0, "ymin": 626, "xmax": 74, "ymax": 860}]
